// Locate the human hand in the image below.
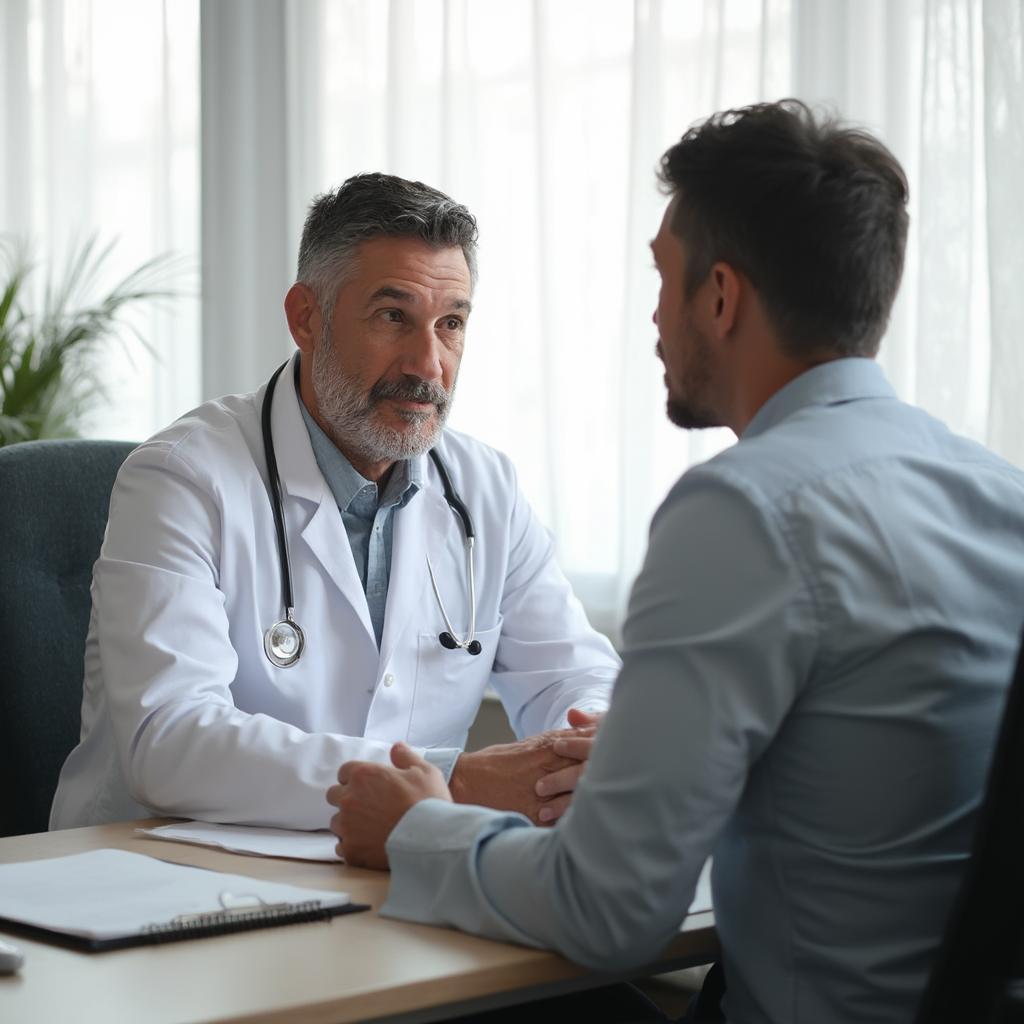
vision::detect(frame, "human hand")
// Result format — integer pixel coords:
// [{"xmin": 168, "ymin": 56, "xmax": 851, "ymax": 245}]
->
[
  {"xmin": 449, "ymin": 731, "xmax": 580, "ymax": 826},
  {"xmin": 533, "ymin": 707, "xmax": 606, "ymax": 823},
  {"xmin": 450, "ymin": 709, "xmax": 604, "ymax": 827},
  {"xmin": 326, "ymin": 742, "xmax": 451, "ymax": 870}
]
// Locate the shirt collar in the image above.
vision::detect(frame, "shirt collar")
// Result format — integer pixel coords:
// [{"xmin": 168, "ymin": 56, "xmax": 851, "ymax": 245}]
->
[
  {"xmin": 742, "ymin": 357, "xmax": 897, "ymax": 441},
  {"xmin": 296, "ymin": 386, "xmax": 422, "ymax": 514}
]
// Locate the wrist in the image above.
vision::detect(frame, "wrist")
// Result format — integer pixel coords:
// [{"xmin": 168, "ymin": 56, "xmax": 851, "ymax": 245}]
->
[{"xmin": 449, "ymin": 750, "xmax": 478, "ymax": 804}]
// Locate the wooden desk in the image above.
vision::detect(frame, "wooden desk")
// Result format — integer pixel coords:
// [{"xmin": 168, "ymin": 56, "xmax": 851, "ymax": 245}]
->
[{"xmin": 0, "ymin": 821, "xmax": 718, "ymax": 1024}]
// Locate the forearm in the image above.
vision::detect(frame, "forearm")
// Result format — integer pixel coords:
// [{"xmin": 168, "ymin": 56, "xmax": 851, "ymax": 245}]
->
[
  {"xmin": 383, "ymin": 658, "xmax": 718, "ymax": 967},
  {"xmin": 382, "ymin": 479, "xmax": 816, "ymax": 964},
  {"xmin": 96, "ymin": 552, "xmax": 459, "ymax": 827},
  {"xmin": 125, "ymin": 701, "xmax": 447, "ymax": 829},
  {"xmin": 510, "ymin": 674, "xmax": 613, "ymax": 736},
  {"xmin": 385, "ymin": 711, "xmax": 708, "ymax": 971},
  {"xmin": 492, "ymin": 479, "xmax": 619, "ymax": 738}
]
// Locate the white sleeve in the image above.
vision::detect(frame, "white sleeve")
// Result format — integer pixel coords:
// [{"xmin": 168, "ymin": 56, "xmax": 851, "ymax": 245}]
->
[
  {"xmin": 97, "ymin": 443, "xmax": 455, "ymax": 829},
  {"xmin": 489, "ymin": 474, "xmax": 619, "ymax": 737}
]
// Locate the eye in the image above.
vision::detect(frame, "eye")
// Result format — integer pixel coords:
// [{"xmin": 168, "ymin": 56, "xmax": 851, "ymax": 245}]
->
[
  {"xmin": 440, "ymin": 316, "xmax": 464, "ymax": 331},
  {"xmin": 382, "ymin": 308, "xmax": 404, "ymax": 323}
]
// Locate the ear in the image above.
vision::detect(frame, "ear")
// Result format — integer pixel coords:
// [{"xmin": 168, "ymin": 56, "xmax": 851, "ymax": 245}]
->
[
  {"xmin": 284, "ymin": 283, "xmax": 321, "ymax": 354},
  {"xmin": 707, "ymin": 262, "xmax": 742, "ymax": 339}
]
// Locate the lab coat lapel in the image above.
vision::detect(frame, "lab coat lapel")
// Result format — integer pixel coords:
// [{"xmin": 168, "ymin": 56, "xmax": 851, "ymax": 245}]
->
[
  {"xmin": 270, "ymin": 355, "xmax": 376, "ymax": 646},
  {"xmin": 378, "ymin": 484, "xmax": 451, "ymax": 668}
]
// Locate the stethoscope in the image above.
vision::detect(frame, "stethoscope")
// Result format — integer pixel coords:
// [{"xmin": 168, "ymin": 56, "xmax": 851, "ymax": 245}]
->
[{"xmin": 261, "ymin": 360, "xmax": 481, "ymax": 668}]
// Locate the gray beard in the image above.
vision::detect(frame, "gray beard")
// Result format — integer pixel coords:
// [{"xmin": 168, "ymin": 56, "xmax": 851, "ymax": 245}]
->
[{"xmin": 311, "ymin": 333, "xmax": 455, "ymax": 464}]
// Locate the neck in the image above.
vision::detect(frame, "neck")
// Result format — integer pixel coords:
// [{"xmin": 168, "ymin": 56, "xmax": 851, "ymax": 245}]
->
[
  {"xmin": 322, "ymin": 422, "xmax": 397, "ymax": 486},
  {"xmin": 728, "ymin": 351, "xmax": 839, "ymax": 435}
]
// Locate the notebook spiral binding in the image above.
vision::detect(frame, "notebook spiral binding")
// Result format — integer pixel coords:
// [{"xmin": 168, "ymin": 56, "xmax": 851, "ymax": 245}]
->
[{"xmin": 142, "ymin": 899, "xmax": 330, "ymax": 943}]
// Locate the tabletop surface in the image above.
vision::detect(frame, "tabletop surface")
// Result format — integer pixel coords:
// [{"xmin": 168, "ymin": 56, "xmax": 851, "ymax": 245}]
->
[{"xmin": 0, "ymin": 820, "xmax": 718, "ymax": 1024}]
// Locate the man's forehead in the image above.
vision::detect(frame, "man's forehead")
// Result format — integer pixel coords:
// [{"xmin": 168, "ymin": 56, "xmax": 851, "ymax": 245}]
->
[
  {"xmin": 335, "ymin": 238, "xmax": 471, "ymax": 304},
  {"xmin": 652, "ymin": 198, "xmax": 682, "ymax": 253},
  {"xmin": 352, "ymin": 238, "xmax": 469, "ymax": 282}
]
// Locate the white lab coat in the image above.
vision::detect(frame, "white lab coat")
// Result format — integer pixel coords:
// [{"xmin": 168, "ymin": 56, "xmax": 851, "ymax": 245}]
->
[{"xmin": 50, "ymin": 356, "xmax": 618, "ymax": 831}]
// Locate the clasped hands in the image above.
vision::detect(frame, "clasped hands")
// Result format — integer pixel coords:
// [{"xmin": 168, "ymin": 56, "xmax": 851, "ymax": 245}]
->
[{"xmin": 326, "ymin": 708, "xmax": 602, "ymax": 869}]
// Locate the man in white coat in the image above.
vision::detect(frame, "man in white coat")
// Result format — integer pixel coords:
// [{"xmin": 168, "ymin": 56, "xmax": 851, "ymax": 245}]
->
[{"xmin": 50, "ymin": 173, "xmax": 618, "ymax": 832}]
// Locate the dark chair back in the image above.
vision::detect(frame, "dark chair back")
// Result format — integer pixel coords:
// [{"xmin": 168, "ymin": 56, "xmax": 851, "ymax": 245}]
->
[
  {"xmin": 0, "ymin": 439, "xmax": 135, "ymax": 837},
  {"xmin": 915, "ymin": 627, "xmax": 1024, "ymax": 1024}
]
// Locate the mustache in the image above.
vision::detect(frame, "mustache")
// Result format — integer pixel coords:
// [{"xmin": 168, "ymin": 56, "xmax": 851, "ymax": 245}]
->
[{"xmin": 370, "ymin": 377, "xmax": 450, "ymax": 409}]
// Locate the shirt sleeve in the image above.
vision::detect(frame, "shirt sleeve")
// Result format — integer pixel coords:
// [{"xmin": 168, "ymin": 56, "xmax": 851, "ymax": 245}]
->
[
  {"xmin": 421, "ymin": 747, "xmax": 460, "ymax": 781},
  {"xmin": 382, "ymin": 468, "xmax": 818, "ymax": 968}
]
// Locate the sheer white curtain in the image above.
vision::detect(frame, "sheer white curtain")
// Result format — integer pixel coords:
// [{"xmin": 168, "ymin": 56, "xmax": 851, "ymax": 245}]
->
[
  {"xmin": 0, "ymin": 0, "xmax": 200, "ymax": 440},
  {"xmin": 983, "ymin": 0, "xmax": 1024, "ymax": 467},
  {"xmin": 200, "ymin": 0, "xmax": 793, "ymax": 636},
  {"xmin": 793, "ymin": 0, "xmax": 1021, "ymax": 463},
  {"xmin": 217, "ymin": 0, "xmax": 1013, "ymax": 637},
  {"xmin": 9, "ymin": 0, "xmax": 1019, "ymax": 636}
]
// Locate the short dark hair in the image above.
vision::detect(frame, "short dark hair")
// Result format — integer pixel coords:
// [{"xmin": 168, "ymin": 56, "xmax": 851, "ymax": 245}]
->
[
  {"xmin": 658, "ymin": 99, "xmax": 909, "ymax": 358},
  {"xmin": 297, "ymin": 172, "xmax": 479, "ymax": 320}
]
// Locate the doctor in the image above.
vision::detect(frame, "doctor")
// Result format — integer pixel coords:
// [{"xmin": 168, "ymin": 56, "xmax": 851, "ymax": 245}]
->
[{"xmin": 51, "ymin": 172, "xmax": 618, "ymax": 832}]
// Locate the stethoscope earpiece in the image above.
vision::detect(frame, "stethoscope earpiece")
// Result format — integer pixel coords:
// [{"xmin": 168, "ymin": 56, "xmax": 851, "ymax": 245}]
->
[{"xmin": 438, "ymin": 631, "xmax": 483, "ymax": 656}]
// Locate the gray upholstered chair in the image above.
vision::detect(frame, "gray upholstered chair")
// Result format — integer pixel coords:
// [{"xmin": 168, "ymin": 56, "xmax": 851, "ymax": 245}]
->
[{"xmin": 0, "ymin": 438, "xmax": 135, "ymax": 837}]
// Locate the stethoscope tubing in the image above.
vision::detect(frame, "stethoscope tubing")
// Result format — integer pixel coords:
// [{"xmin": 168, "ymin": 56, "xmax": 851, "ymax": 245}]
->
[
  {"xmin": 262, "ymin": 361, "xmax": 297, "ymax": 615},
  {"xmin": 261, "ymin": 360, "xmax": 480, "ymax": 666}
]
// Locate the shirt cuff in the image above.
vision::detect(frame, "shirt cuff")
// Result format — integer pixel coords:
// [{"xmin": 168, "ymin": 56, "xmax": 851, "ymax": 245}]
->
[
  {"xmin": 382, "ymin": 799, "xmax": 534, "ymax": 932},
  {"xmin": 420, "ymin": 746, "xmax": 461, "ymax": 782}
]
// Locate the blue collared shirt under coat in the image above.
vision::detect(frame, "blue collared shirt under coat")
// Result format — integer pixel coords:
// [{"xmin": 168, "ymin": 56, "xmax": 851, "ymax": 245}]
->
[{"xmin": 379, "ymin": 357, "xmax": 1024, "ymax": 1024}]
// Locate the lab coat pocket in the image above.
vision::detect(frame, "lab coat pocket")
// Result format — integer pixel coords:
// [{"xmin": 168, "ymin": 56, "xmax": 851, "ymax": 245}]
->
[{"xmin": 408, "ymin": 620, "xmax": 502, "ymax": 748}]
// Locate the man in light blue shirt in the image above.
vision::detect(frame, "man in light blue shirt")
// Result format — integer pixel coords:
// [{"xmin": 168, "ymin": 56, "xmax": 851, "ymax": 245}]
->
[{"xmin": 326, "ymin": 101, "xmax": 1024, "ymax": 1023}]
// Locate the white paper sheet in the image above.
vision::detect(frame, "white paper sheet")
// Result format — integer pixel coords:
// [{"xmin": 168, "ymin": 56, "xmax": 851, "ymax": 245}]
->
[{"xmin": 139, "ymin": 821, "xmax": 342, "ymax": 862}]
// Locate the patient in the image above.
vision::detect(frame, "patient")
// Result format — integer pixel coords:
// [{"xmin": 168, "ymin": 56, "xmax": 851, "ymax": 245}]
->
[{"xmin": 330, "ymin": 100, "xmax": 1024, "ymax": 1024}]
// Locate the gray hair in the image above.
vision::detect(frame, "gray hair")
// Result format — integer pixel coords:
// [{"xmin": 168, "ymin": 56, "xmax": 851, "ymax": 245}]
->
[{"xmin": 296, "ymin": 172, "xmax": 479, "ymax": 322}]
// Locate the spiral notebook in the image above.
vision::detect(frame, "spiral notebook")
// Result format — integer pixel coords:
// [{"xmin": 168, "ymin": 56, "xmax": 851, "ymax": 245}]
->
[{"xmin": 0, "ymin": 848, "xmax": 367, "ymax": 952}]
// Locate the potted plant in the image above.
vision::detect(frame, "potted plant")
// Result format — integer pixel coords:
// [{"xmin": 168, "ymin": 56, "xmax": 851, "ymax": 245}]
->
[{"xmin": 0, "ymin": 236, "xmax": 182, "ymax": 446}]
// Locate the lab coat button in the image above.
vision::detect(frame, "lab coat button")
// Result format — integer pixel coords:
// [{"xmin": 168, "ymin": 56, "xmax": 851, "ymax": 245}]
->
[{"xmin": 383, "ymin": 673, "xmax": 395, "ymax": 687}]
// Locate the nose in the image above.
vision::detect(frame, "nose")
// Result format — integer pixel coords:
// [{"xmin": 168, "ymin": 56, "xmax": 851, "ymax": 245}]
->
[
  {"xmin": 399, "ymin": 324, "xmax": 445, "ymax": 382},
  {"xmin": 652, "ymin": 308, "xmax": 659, "ymax": 325}
]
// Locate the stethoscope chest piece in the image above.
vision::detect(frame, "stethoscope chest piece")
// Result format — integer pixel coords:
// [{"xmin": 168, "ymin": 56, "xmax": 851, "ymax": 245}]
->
[{"xmin": 264, "ymin": 615, "xmax": 305, "ymax": 668}]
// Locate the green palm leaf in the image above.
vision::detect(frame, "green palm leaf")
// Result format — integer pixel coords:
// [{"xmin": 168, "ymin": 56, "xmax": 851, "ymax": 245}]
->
[{"xmin": 0, "ymin": 235, "xmax": 187, "ymax": 445}]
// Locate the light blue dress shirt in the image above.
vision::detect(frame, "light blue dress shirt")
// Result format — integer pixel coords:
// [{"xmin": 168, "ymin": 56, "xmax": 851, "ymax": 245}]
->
[{"xmin": 381, "ymin": 358, "xmax": 1024, "ymax": 1024}]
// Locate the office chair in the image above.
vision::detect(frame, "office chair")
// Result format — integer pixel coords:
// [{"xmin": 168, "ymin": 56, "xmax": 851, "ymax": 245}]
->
[
  {"xmin": 914, "ymin": 626, "xmax": 1024, "ymax": 1024},
  {"xmin": 0, "ymin": 438, "xmax": 135, "ymax": 838}
]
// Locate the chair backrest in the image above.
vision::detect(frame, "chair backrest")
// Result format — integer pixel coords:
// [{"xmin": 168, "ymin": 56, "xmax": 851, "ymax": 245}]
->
[
  {"xmin": 914, "ymin": 626, "xmax": 1024, "ymax": 1024},
  {"xmin": 0, "ymin": 439, "xmax": 135, "ymax": 837}
]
